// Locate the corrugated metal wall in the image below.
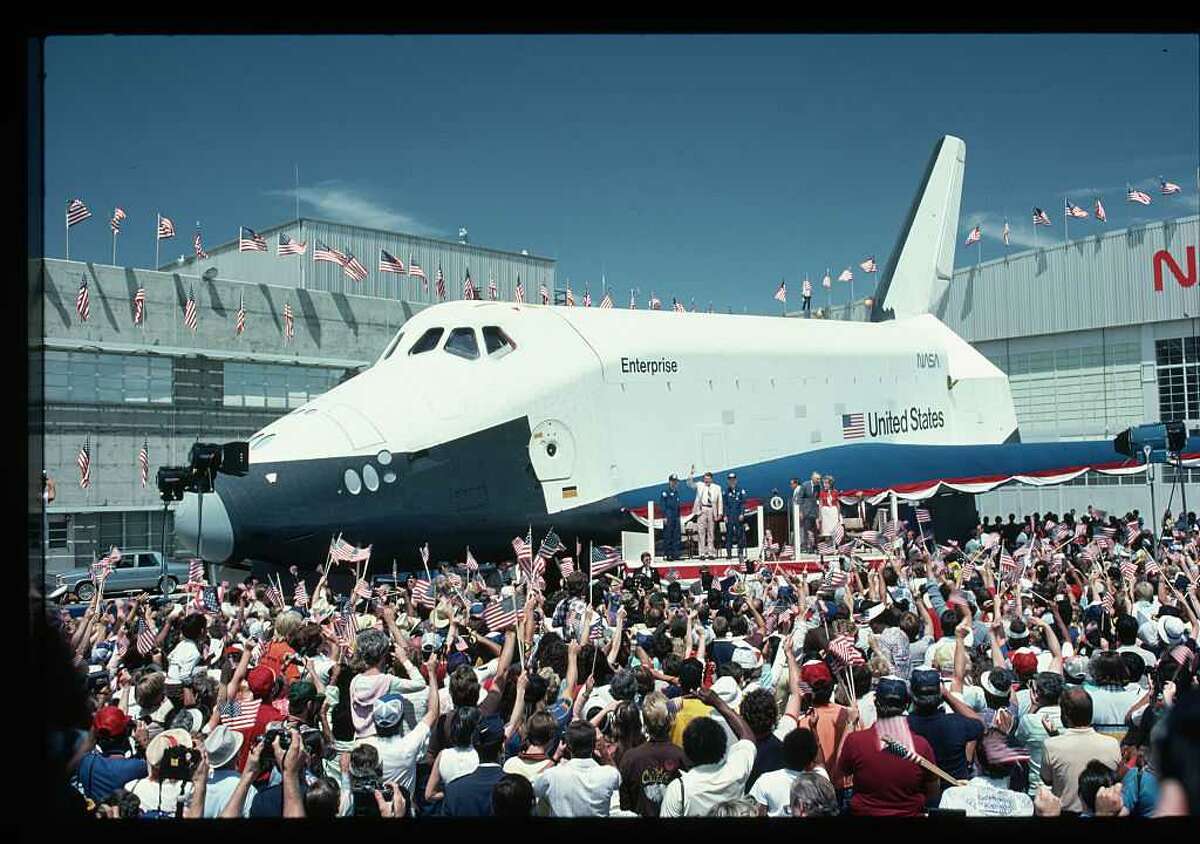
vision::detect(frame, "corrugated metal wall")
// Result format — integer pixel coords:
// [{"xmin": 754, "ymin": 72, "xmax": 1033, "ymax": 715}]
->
[
  {"xmin": 169, "ymin": 218, "xmax": 556, "ymax": 305},
  {"xmin": 936, "ymin": 215, "xmax": 1199, "ymax": 342}
]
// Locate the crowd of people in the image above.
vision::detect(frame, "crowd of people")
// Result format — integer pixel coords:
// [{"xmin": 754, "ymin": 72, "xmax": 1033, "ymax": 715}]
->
[{"xmin": 37, "ymin": 502, "xmax": 1200, "ymax": 820}]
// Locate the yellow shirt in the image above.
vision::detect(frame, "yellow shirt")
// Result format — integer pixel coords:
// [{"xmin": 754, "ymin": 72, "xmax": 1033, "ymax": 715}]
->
[{"xmin": 670, "ymin": 698, "xmax": 714, "ymax": 749}]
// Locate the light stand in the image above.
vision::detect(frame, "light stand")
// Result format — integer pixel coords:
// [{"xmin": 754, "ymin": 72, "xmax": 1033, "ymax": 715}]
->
[{"xmin": 1144, "ymin": 444, "xmax": 1157, "ymax": 541}]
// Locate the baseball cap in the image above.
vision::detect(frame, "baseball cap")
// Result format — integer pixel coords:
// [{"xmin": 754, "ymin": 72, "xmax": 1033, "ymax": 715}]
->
[
  {"xmin": 288, "ymin": 680, "xmax": 319, "ymax": 707},
  {"xmin": 669, "ymin": 473, "xmax": 678, "ymax": 481},
  {"xmin": 727, "ymin": 472, "xmax": 737, "ymax": 479},
  {"xmin": 372, "ymin": 694, "xmax": 408, "ymax": 730},
  {"xmin": 93, "ymin": 705, "xmax": 131, "ymax": 737},
  {"xmin": 910, "ymin": 668, "xmax": 941, "ymax": 696},
  {"xmin": 474, "ymin": 713, "xmax": 506, "ymax": 748},
  {"xmin": 247, "ymin": 665, "xmax": 277, "ymax": 699},
  {"xmin": 1010, "ymin": 651, "xmax": 1039, "ymax": 678},
  {"xmin": 875, "ymin": 676, "xmax": 910, "ymax": 708},
  {"xmin": 800, "ymin": 660, "xmax": 832, "ymax": 686},
  {"xmin": 421, "ymin": 631, "xmax": 444, "ymax": 651}
]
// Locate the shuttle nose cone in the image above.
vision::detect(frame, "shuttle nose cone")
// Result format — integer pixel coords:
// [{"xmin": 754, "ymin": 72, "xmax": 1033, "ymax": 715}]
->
[{"xmin": 175, "ymin": 491, "xmax": 235, "ymax": 563}]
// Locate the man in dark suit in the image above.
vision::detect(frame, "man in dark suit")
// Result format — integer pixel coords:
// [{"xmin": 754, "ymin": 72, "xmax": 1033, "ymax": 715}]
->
[
  {"xmin": 441, "ymin": 714, "xmax": 507, "ymax": 816},
  {"xmin": 796, "ymin": 471, "xmax": 821, "ymax": 552}
]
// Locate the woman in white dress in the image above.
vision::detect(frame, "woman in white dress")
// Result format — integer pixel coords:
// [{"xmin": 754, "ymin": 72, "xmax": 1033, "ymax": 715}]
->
[{"xmin": 817, "ymin": 475, "xmax": 842, "ymax": 538}]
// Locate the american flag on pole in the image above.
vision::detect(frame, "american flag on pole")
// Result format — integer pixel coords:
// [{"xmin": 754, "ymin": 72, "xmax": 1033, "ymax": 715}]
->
[
  {"xmin": 1002, "ymin": 219, "xmax": 1010, "ymax": 246},
  {"xmin": 158, "ymin": 215, "xmax": 175, "ymax": 239},
  {"xmin": 1120, "ymin": 559, "xmax": 1138, "ymax": 584},
  {"xmin": 192, "ymin": 227, "xmax": 209, "ymax": 259},
  {"xmin": 278, "ymin": 233, "xmax": 307, "ymax": 256},
  {"xmin": 1094, "ymin": 198, "xmax": 1107, "ymax": 222},
  {"xmin": 330, "ymin": 612, "xmax": 353, "ymax": 647},
  {"xmin": 1124, "ymin": 520, "xmax": 1141, "ymax": 545},
  {"xmin": 219, "ymin": 696, "xmax": 263, "ymax": 731},
  {"xmin": 802, "ymin": 278, "xmax": 812, "ymax": 298},
  {"xmin": 514, "ymin": 276, "xmax": 525, "ymax": 303},
  {"xmin": 883, "ymin": 519, "xmax": 904, "ymax": 544},
  {"xmin": 838, "ymin": 268, "xmax": 853, "ymax": 282},
  {"xmin": 406, "ymin": 256, "xmax": 427, "ymax": 286},
  {"xmin": 110, "ymin": 207, "xmax": 126, "ymax": 234},
  {"xmin": 189, "ymin": 558, "xmax": 205, "ymax": 584},
  {"xmin": 462, "ymin": 269, "xmax": 477, "ymax": 300},
  {"xmin": 133, "ymin": 286, "xmax": 146, "ymax": 325},
  {"xmin": 916, "ymin": 508, "xmax": 932, "ymax": 525},
  {"xmin": 67, "ymin": 198, "xmax": 92, "ymax": 227},
  {"xmin": 1064, "ymin": 200, "xmax": 1089, "ymax": 219},
  {"xmin": 235, "ymin": 293, "xmax": 246, "ymax": 335},
  {"xmin": 487, "ymin": 275, "xmax": 498, "ymax": 300},
  {"xmin": 582, "ymin": 288, "xmax": 592, "ymax": 307},
  {"xmin": 184, "ymin": 287, "xmax": 199, "ymax": 331},
  {"xmin": 649, "ymin": 293, "xmax": 662, "ymax": 310},
  {"xmin": 512, "ymin": 533, "xmax": 533, "ymax": 568},
  {"xmin": 283, "ymin": 302, "xmax": 294, "ymax": 340},
  {"xmin": 76, "ymin": 276, "xmax": 90, "ymax": 322},
  {"xmin": 342, "ymin": 252, "xmax": 368, "ymax": 281},
  {"xmin": 822, "ymin": 272, "xmax": 832, "ymax": 289},
  {"xmin": 540, "ymin": 284, "xmax": 550, "ymax": 305},
  {"xmin": 313, "ymin": 240, "xmax": 347, "ymax": 265},
  {"xmin": 600, "ymin": 291, "xmax": 613, "ymax": 308},
  {"xmin": 672, "ymin": 298, "xmax": 685, "ymax": 313},
  {"xmin": 138, "ymin": 439, "xmax": 149, "ymax": 488},
  {"xmin": 353, "ymin": 577, "xmax": 372, "ymax": 600},
  {"xmin": 435, "ymin": 266, "xmax": 446, "ymax": 301},
  {"xmin": 559, "ymin": 557, "xmax": 575, "ymax": 577},
  {"xmin": 1161, "ymin": 178, "xmax": 1182, "ymax": 195},
  {"xmin": 965, "ymin": 226, "xmax": 982, "ymax": 245},
  {"xmin": 465, "ymin": 547, "xmax": 479, "ymax": 572},
  {"xmin": 293, "ymin": 578, "xmax": 309, "ymax": 608},
  {"xmin": 774, "ymin": 281, "xmax": 787, "ymax": 303},
  {"xmin": 1032, "ymin": 207, "xmax": 1052, "ymax": 226},
  {"xmin": 537, "ymin": 528, "xmax": 565, "ymax": 563},
  {"xmin": 411, "ymin": 578, "xmax": 435, "ymax": 608},
  {"xmin": 379, "ymin": 249, "xmax": 405, "ymax": 274},
  {"xmin": 565, "ymin": 286, "xmax": 575, "ymax": 306},
  {"xmin": 1127, "ymin": 188, "xmax": 1152, "ymax": 205},
  {"xmin": 1101, "ymin": 590, "xmax": 1115, "ymax": 614},
  {"xmin": 588, "ymin": 613, "xmax": 606, "ymax": 642},
  {"xmin": 842, "ymin": 413, "xmax": 865, "ymax": 440},
  {"xmin": 860, "ymin": 257, "xmax": 878, "ymax": 273},
  {"xmin": 77, "ymin": 437, "xmax": 91, "ymax": 489},
  {"xmin": 629, "ymin": 290, "xmax": 637, "ymax": 309}
]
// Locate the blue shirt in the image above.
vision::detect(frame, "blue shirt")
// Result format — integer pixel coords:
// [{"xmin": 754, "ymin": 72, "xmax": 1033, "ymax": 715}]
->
[
  {"xmin": 660, "ymin": 487, "xmax": 681, "ymax": 514},
  {"xmin": 76, "ymin": 751, "xmax": 147, "ymax": 802},
  {"xmin": 1121, "ymin": 764, "xmax": 1158, "ymax": 817},
  {"xmin": 725, "ymin": 487, "xmax": 748, "ymax": 518},
  {"xmin": 441, "ymin": 763, "xmax": 505, "ymax": 817}
]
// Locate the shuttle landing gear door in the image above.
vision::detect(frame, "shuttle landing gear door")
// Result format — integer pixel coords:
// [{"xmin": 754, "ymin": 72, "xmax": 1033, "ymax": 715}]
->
[{"xmin": 528, "ymin": 419, "xmax": 576, "ymax": 482}]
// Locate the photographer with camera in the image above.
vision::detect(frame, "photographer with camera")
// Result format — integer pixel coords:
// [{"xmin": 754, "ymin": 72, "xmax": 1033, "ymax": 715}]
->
[{"xmin": 124, "ymin": 728, "xmax": 202, "ymax": 817}]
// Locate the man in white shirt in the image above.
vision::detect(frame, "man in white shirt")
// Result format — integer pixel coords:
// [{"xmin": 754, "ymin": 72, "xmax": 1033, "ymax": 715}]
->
[
  {"xmin": 532, "ymin": 721, "xmax": 621, "ymax": 816},
  {"xmin": 659, "ymin": 686, "xmax": 758, "ymax": 816},
  {"xmin": 688, "ymin": 468, "xmax": 722, "ymax": 560},
  {"xmin": 749, "ymin": 725, "xmax": 829, "ymax": 816},
  {"xmin": 361, "ymin": 654, "xmax": 440, "ymax": 796}
]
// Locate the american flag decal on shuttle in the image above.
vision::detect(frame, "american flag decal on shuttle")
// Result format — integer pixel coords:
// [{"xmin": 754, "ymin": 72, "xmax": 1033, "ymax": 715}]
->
[{"xmin": 842, "ymin": 413, "xmax": 866, "ymax": 439}]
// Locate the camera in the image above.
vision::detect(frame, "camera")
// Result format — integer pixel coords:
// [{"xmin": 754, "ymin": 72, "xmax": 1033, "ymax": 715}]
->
[
  {"xmin": 351, "ymin": 778, "xmax": 394, "ymax": 817},
  {"xmin": 159, "ymin": 744, "xmax": 201, "ymax": 781}
]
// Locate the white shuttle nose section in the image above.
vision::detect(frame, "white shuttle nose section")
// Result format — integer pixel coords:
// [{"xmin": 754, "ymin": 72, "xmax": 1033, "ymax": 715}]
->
[{"xmin": 175, "ymin": 491, "xmax": 235, "ymax": 563}]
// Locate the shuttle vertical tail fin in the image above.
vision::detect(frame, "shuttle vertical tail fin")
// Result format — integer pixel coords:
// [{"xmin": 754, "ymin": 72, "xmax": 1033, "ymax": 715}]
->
[{"xmin": 870, "ymin": 135, "xmax": 965, "ymax": 321}]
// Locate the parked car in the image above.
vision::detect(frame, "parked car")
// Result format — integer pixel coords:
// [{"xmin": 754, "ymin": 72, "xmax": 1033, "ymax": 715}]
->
[{"xmin": 44, "ymin": 550, "xmax": 193, "ymax": 603}]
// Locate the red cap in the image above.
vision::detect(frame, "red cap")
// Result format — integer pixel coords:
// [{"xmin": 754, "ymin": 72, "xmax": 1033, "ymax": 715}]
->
[
  {"xmin": 1011, "ymin": 651, "xmax": 1038, "ymax": 677},
  {"xmin": 247, "ymin": 665, "xmax": 277, "ymax": 699},
  {"xmin": 801, "ymin": 661, "xmax": 833, "ymax": 686},
  {"xmin": 93, "ymin": 705, "xmax": 131, "ymax": 737}
]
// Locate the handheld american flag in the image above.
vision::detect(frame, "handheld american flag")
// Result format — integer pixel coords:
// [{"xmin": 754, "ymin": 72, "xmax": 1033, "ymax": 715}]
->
[
  {"xmin": 483, "ymin": 594, "xmax": 519, "ymax": 631},
  {"xmin": 537, "ymin": 528, "xmax": 566, "ymax": 561},
  {"xmin": 136, "ymin": 617, "xmax": 158, "ymax": 654},
  {"xmin": 828, "ymin": 634, "xmax": 865, "ymax": 669},
  {"xmin": 411, "ymin": 578, "xmax": 435, "ymax": 608},
  {"xmin": 559, "ymin": 557, "xmax": 575, "ymax": 577},
  {"xmin": 590, "ymin": 545, "xmax": 622, "ymax": 577},
  {"xmin": 188, "ymin": 558, "xmax": 205, "ymax": 584},
  {"xmin": 465, "ymin": 547, "xmax": 479, "ymax": 572},
  {"xmin": 916, "ymin": 508, "xmax": 932, "ymax": 525}
]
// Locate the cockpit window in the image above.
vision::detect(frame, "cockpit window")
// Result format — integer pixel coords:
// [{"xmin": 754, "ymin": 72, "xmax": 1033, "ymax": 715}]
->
[
  {"xmin": 409, "ymin": 327, "xmax": 444, "ymax": 355},
  {"xmin": 381, "ymin": 331, "xmax": 404, "ymax": 361},
  {"xmin": 482, "ymin": 326, "xmax": 516, "ymax": 359},
  {"xmin": 444, "ymin": 327, "xmax": 479, "ymax": 360}
]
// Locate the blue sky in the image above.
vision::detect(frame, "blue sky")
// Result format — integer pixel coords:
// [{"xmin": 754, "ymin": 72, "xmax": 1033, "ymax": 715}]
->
[{"xmin": 44, "ymin": 34, "xmax": 1199, "ymax": 314}]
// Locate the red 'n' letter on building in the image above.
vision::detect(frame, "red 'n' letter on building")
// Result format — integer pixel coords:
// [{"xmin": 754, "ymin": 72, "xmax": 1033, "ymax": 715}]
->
[{"xmin": 1154, "ymin": 246, "xmax": 1197, "ymax": 292}]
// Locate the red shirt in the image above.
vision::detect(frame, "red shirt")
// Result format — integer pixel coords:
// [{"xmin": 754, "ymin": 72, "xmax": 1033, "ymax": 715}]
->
[{"xmin": 839, "ymin": 727, "xmax": 937, "ymax": 817}]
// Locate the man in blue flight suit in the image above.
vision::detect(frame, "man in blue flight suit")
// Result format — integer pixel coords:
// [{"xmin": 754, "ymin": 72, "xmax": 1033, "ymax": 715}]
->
[
  {"xmin": 661, "ymin": 474, "xmax": 682, "ymax": 561},
  {"xmin": 724, "ymin": 472, "xmax": 748, "ymax": 560}
]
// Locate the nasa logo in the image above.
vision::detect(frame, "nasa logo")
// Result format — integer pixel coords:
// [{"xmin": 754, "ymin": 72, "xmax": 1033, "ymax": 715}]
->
[
  {"xmin": 1154, "ymin": 246, "xmax": 1197, "ymax": 292},
  {"xmin": 917, "ymin": 352, "xmax": 941, "ymax": 369}
]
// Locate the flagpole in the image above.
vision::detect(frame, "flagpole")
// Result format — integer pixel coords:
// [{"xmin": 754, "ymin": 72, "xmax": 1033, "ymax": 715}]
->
[
  {"xmin": 1064, "ymin": 196, "xmax": 1068, "ymax": 243},
  {"xmin": 65, "ymin": 202, "xmax": 69, "ymax": 261},
  {"xmin": 155, "ymin": 213, "xmax": 160, "ymax": 270},
  {"xmin": 112, "ymin": 229, "xmax": 117, "ymax": 267}
]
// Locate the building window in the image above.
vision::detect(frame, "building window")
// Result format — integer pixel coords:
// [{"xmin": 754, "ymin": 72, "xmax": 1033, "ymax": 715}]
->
[
  {"xmin": 43, "ymin": 351, "xmax": 172, "ymax": 405},
  {"xmin": 1155, "ymin": 337, "xmax": 1200, "ymax": 425},
  {"xmin": 223, "ymin": 361, "xmax": 344, "ymax": 409}
]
